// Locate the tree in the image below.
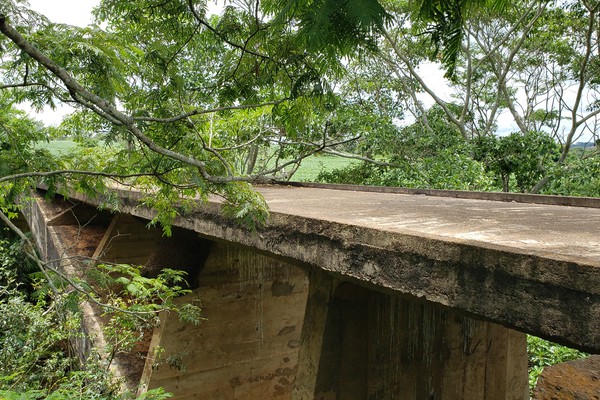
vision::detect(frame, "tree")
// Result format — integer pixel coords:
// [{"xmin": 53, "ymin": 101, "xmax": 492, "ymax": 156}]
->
[
  {"xmin": 318, "ymin": 104, "xmax": 494, "ymax": 190},
  {"xmin": 474, "ymin": 131, "xmax": 560, "ymax": 192},
  {"xmin": 0, "ymin": 1, "xmax": 394, "ymax": 230},
  {"xmin": 371, "ymin": 0, "xmax": 600, "ymax": 193}
]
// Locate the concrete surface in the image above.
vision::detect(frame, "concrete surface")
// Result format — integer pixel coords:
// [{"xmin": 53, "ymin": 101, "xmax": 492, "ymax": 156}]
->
[
  {"xmin": 293, "ymin": 273, "xmax": 528, "ymax": 400},
  {"xmin": 58, "ymin": 184, "xmax": 600, "ymax": 352},
  {"xmin": 259, "ymin": 185, "xmax": 600, "ymax": 266},
  {"xmin": 142, "ymin": 241, "xmax": 309, "ymax": 399}
]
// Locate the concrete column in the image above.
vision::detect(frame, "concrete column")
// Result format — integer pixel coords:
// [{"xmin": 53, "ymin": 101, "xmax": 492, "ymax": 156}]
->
[
  {"xmin": 366, "ymin": 294, "xmax": 528, "ymax": 400},
  {"xmin": 292, "ymin": 268, "xmax": 340, "ymax": 400},
  {"xmin": 294, "ymin": 281, "xmax": 528, "ymax": 400},
  {"xmin": 143, "ymin": 241, "xmax": 309, "ymax": 399}
]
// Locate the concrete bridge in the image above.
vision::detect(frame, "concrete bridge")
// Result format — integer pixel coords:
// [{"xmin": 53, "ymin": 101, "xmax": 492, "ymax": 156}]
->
[{"xmin": 23, "ymin": 183, "xmax": 600, "ymax": 399}]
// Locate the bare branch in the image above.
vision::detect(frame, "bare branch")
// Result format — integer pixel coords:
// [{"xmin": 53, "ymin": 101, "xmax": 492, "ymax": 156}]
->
[
  {"xmin": 472, "ymin": 1, "xmax": 544, "ymax": 71},
  {"xmin": 381, "ymin": 27, "xmax": 469, "ymax": 139},
  {"xmin": 0, "ymin": 208, "xmax": 60, "ymax": 295},
  {"xmin": 0, "ymin": 81, "xmax": 52, "ymax": 90},
  {"xmin": 471, "ymin": 3, "xmax": 546, "ymax": 135},
  {"xmin": 319, "ymin": 148, "xmax": 399, "ymax": 167},
  {"xmin": 0, "ymin": 169, "xmax": 158, "ymax": 185},
  {"xmin": 561, "ymin": 3, "xmax": 600, "ymax": 162},
  {"xmin": 186, "ymin": 0, "xmax": 271, "ymax": 60},
  {"xmin": 253, "ymin": 135, "xmax": 360, "ymax": 178}
]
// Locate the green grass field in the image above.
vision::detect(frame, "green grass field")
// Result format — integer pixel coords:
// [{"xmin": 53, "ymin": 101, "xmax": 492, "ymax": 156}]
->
[
  {"xmin": 36, "ymin": 139, "xmax": 80, "ymax": 156},
  {"xmin": 287, "ymin": 155, "xmax": 357, "ymax": 182}
]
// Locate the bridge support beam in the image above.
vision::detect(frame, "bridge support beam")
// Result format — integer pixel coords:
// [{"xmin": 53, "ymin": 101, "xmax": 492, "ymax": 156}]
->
[{"xmin": 293, "ymin": 275, "xmax": 528, "ymax": 400}]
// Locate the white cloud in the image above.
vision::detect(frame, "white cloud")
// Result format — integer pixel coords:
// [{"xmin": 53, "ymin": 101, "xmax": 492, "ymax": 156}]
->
[
  {"xmin": 27, "ymin": 0, "xmax": 99, "ymax": 27},
  {"xmin": 414, "ymin": 62, "xmax": 453, "ymax": 106}
]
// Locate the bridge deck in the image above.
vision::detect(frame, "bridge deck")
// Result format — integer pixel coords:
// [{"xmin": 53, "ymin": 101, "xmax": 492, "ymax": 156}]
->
[{"xmin": 259, "ymin": 185, "xmax": 600, "ymax": 266}]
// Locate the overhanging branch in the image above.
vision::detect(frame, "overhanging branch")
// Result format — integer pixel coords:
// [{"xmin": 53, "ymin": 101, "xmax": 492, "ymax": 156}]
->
[
  {"xmin": 0, "ymin": 15, "xmax": 241, "ymax": 184},
  {"xmin": 0, "ymin": 169, "xmax": 160, "ymax": 184},
  {"xmin": 132, "ymin": 99, "xmax": 287, "ymax": 123}
]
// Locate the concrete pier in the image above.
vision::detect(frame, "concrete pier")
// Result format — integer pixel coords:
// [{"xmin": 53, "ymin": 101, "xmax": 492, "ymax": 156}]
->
[
  {"xmin": 140, "ymin": 242, "xmax": 309, "ymax": 399},
  {"xmin": 293, "ymin": 274, "xmax": 528, "ymax": 400}
]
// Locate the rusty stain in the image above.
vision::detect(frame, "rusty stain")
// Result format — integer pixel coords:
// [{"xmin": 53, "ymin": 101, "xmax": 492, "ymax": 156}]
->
[{"xmin": 533, "ymin": 356, "xmax": 600, "ymax": 399}]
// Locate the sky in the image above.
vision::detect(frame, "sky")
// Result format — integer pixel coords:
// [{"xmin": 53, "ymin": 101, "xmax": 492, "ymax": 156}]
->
[
  {"xmin": 20, "ymin": 1, "xmax": 100, "ymax": 124},
  {"xmin": 28, "ymin": 0, "xmax": 98, "ymax": 27}
]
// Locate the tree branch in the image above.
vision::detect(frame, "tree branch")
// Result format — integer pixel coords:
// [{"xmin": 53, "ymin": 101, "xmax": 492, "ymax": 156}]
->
[
  {"xmin": 381, "ymin": 27, "xmax": 469, "ymax": 139},
  {"xmin": 132, "ymin": 99, "xmax": 287, "ymax": 123},
  {"xmin": 0, "ymin": 81, "xmax": 51, "ymax": 90},
  {"xmin": 186, "ymin": 0, "xmax": 271, "ymax": 60},
  {"xmin": 0, "ymin": 169, "xmax": 158, "ymax": 184},
  {"xmin": 0, "ymin": 16, "xmax": 242, "ymax": 184},
  {"xmin": 319, "ymin": 148, "xmax": 399, "ymax": 167},
  {"xmin": 561, "ymin": 2, "xmax": 600, "ymax": 163},
  {"xmin": 0, "ymin": 208, "xmax": 60, "ymax": 295}
]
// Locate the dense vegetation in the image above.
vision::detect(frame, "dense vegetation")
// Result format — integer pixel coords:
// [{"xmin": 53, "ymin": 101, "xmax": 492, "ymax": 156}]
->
[
  {"xmin": 0, "ymin": 221, "xmax": 202, "ymax": 399},
  {"xmin": 1, "ymin": 0, "xmax": 598, "ymax": 397}
]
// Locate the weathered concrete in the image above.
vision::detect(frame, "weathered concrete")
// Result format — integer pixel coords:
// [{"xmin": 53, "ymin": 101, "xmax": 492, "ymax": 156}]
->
[
  {"xmin": 24, "ymin": 194, "xmax": 310, "ymax": 398},
  {"xmin": 22, "ymin": 197, "xmax": 122, "ymax": 378},
  {"xmin": 140, "ymin": 242, "xmax": 309, "ymax": 399},
  {"xmin": 533, "ymin": 355, "xmax": 600, "ymax": 400},
  {"xmin": 74, "ymin": 184, "xmax": 600, "ymax": 353},
  {"xmin": 294, "ymin": 275, "xmax": 528, "ymax": 400},
  {"xmin": 280, "ymin": 180, "xmax": 600, "ymax": 208}
]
